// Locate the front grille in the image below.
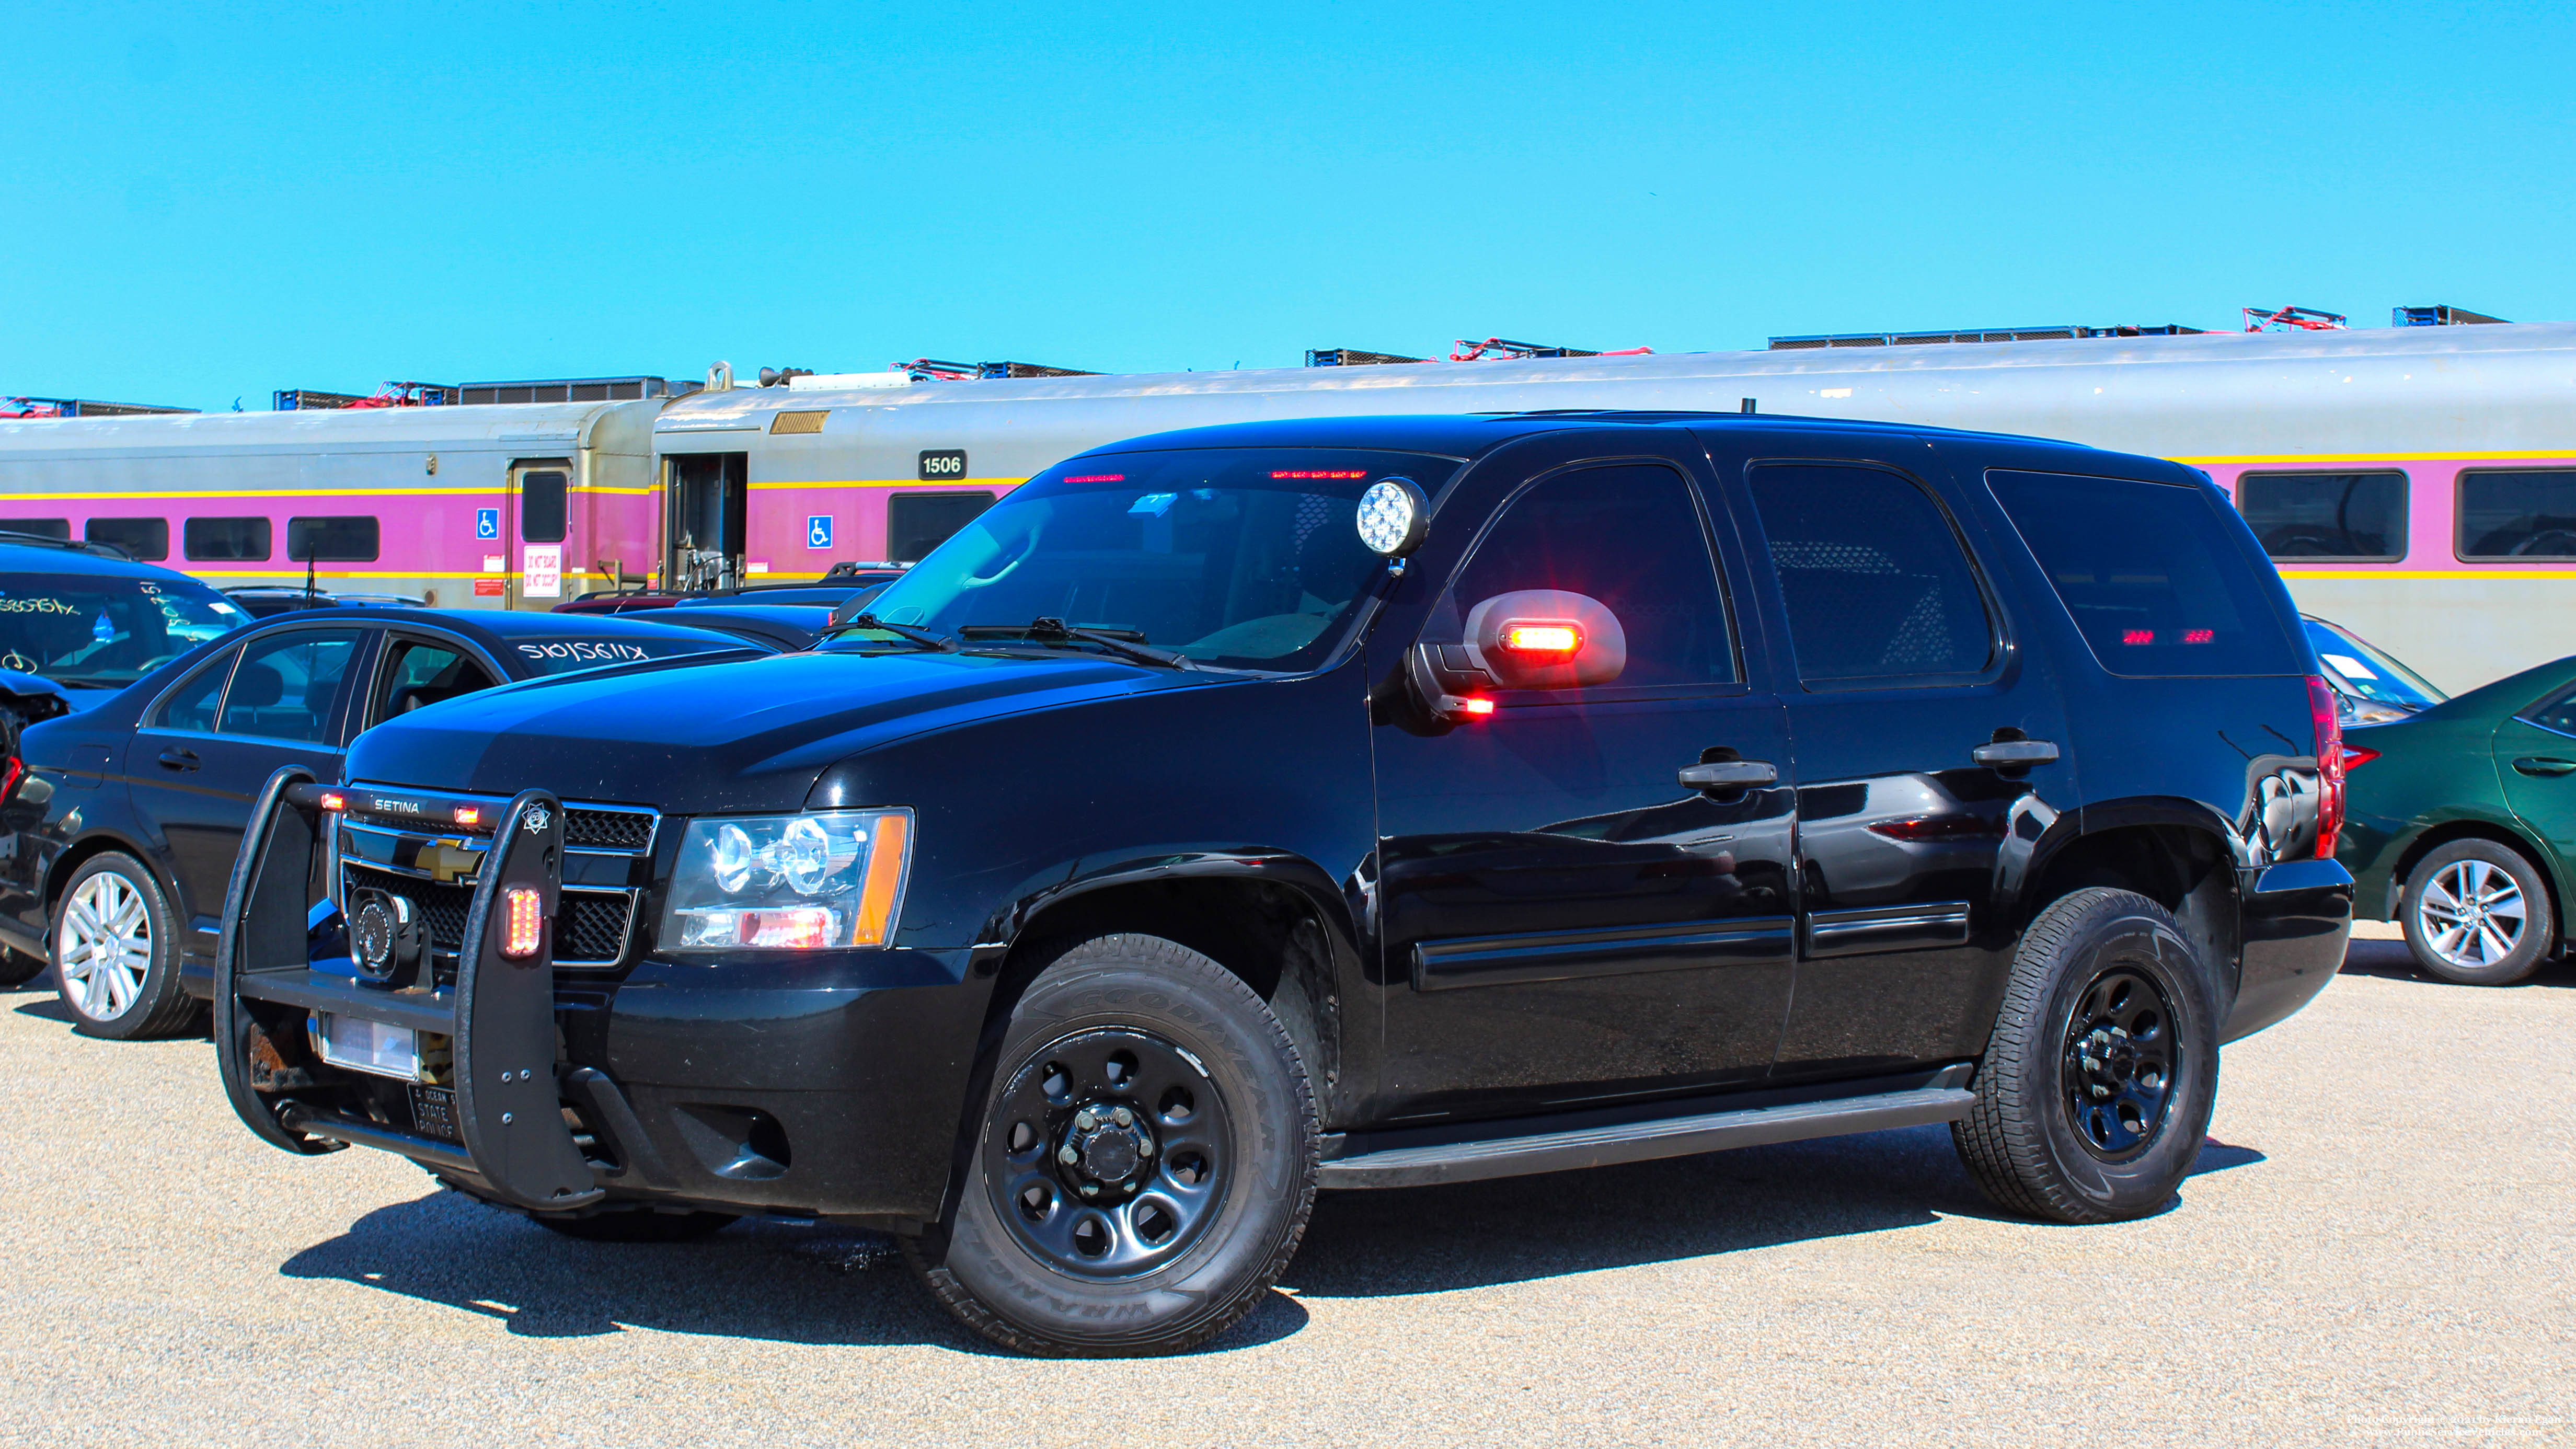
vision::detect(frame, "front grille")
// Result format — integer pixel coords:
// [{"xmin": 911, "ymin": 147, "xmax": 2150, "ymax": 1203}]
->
[
  {"xmin": 565, "ymin": 808, "xmax": 655, "ymax": 851},
  {"xmin": 340, "ymin": 861, "xmax": 635, "ymax": 969},
  {"xmin": 561, "ymin": 893, "xmax": 635, "ymax": 963}
]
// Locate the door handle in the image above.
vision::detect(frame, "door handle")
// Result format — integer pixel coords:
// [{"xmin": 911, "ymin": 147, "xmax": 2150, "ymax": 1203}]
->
[
  {"xmin": 2513, "ymin": 756, "xmax": 2576, "ymax": 777},
  {"xmin": 156, "ymin": 748, "xmax": 200, "ymax": 772},
  {"xmin": 1972, "ymin": 739, "xmax": 2060, "ymax": 767},
  {"xmin": 1679, "ymin": 760, "xmax": 1778, "ymax": 790}
]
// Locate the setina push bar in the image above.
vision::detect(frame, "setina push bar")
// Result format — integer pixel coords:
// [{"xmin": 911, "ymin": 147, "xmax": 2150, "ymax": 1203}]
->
[{"xmin": 214, "ymin": 766, "xmax": 670, "ymax": 1212}]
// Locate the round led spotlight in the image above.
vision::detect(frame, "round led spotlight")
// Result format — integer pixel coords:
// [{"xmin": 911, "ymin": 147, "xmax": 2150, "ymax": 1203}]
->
[{"xmin": 1355, "ymin": 477, "xmax": 1430, "ymax": 557}]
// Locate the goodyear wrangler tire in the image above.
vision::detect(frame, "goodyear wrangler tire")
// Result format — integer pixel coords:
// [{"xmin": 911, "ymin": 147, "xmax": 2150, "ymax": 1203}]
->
[
  {"xmin": 905, "ymin": 933, "xmax": 1318, "ymax": 1357},
  {"xmin": 1951, "ymin": 887, "xmax": 2218, "ymax": 1225}
]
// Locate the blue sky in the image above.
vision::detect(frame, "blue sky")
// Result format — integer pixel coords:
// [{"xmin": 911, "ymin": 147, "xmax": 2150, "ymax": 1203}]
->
[{"xmin": 5, "ymin": 2, "xmax": 2571, "ymax": 409}]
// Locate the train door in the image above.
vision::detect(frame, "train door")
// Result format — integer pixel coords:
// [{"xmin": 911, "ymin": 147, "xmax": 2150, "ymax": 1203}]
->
[
  {"xmin": 508, "ymin": 458, "xmax": 570, "ymax": 609},
  {"xmin": 666, "ymin": 451, "xmax": 747, "ymax": 592}
]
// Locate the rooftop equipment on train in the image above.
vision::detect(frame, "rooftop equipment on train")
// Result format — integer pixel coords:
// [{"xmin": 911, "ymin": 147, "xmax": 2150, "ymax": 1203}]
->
[
  {"xmin": 1305, "ymin": 349, "xmax": 1429, "ymax": 367},
  {"xmin": 1, "ymin": 396, "xmax": 197, "ymax": 418},
  {"xmin": 2243, "ymin": 306, "xmax": 2348, "ymax": 332},
  {"xmin": 1448, "ymin": 338, "xmax": 1654, "ymax": 361},
  {"xmin": 1769, "ymin": 324, "xmax": 2207, "ymax": 350},
  {"xmin": 2395, "ymin": 305, "xmax": 2509, "ymax": 327},
  {"xmin": 896, "ymin": 359, "xmax": 1101, "ymax": 382},
  {"xmin": 273, "ymin": 376, "xmax": 700, "ymax": 410}
]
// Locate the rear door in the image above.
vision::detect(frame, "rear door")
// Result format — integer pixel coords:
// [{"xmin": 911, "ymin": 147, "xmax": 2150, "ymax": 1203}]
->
[
  {"xmin": 1372, "ymin": 431, "xmax": 1800, "ymax": 1119},
  {"xmin": 1715, "ymin": 438, "xmax": 2076, "ymax": 1083},
  {"xmin": 126, "ymin": 624, "xmax": 373, "ymax": 957},
  {"xmin": 2496, "ymin": 683, "xmax": 2576, "ymax": 887}
]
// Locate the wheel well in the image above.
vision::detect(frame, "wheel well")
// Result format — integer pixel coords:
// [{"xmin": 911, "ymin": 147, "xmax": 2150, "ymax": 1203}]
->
[
  {"xmin": 989, "ymin": 878, "xmax": 1344, "ymax": 1094},
  {"xmin": 2387, "ymin": 821, "xmax": 2562, "ymax": 946},
  {"xmin": 2023, "ymin": 824, "xmax": 2238, "ymax": 1000},
  {"xmin": 43, "ymin": 835, "xmax": 156, "ymax": 918}
]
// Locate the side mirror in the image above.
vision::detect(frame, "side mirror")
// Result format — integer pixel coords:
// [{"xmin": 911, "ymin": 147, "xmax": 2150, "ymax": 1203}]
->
[{"xmin": 1405, "ymin": 590, "xmax": 1627, "ymax": 722}]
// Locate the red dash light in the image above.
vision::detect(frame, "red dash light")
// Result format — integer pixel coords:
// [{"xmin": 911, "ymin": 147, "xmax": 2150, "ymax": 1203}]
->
[
  {"xmin": 1269, "ymin": 469, "xmax": 1370, "ymax": 479},
  {"xmin": 501, "ymin": 886, "xmax": 545, "ymax": 960},
  {"xmin": 2121, "ymin": 629, "xmax": 2155, "ymax": 646},
  {"xmin": 453, "ymin": 807, "xmax": 481, "ymax": 827},
  {"xmin": 1063, "ymin": 474, "xmax": 1125, "ymax": 482},
  {"xmin": 318, "ymin": 790, "xmax": 346, "ymax": 812},
  {"xmin": 1500, "ymin": 623, "xmax": 1582, "ymax": 656},
  {"xmin": 1459, "ymin": 697, "xmax": 1496, "ymax": 717},
  {"xmin": 2183, "ymin": 629, "xmax": 2215, "ymax": 644}
]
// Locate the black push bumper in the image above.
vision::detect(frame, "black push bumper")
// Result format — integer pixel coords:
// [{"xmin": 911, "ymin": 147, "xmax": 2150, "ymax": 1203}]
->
[{"xmin": 215, "ymin": 766, "xmax": 673, "ymax": 1212}]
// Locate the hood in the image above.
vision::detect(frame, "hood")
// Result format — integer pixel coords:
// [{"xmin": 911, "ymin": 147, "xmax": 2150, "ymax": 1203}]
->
[
  {"xmin": 0, "ymin": 669, "xmax": 82, "ymax": 721},
  {"xmin": 343, "ymin": 648, "xmax": 1217, "ymax": 812}
]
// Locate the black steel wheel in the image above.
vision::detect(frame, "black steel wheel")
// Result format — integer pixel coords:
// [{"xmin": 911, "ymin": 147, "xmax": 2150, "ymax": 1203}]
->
[
  {"xmin": 2060, "ymin": 968, "xmax": 2178, "ymax": 1162},
  {"xmin": 906, "ymin": 933, "xmax": 1318, "ymax": 1357},
  {"xmin": 1953, "ymin": 887, "xmax": 2218, "ymax": 1224},
  {"xmin": 985, "ymin": 1026, "xmax": 1235, "ymax": 1280}
]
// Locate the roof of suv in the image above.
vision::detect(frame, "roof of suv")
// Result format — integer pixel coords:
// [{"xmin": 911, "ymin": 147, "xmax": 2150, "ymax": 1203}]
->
[
  {"xmin": 1067, "ymin": 409, "xmax": 2101, "ymax": 460},
  {"xmin": 0, "ymin": 536, "xmax": 195, "ymax": 580}
]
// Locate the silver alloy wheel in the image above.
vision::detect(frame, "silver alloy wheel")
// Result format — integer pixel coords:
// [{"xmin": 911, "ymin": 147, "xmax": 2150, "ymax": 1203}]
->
[
  {"xmin": 2414, "ymin": 857, "xmax": 2527, "ymax": 972},
  {"xmin": 58, "ymin": 870, "xmax": 154, "ymax": 1022}
]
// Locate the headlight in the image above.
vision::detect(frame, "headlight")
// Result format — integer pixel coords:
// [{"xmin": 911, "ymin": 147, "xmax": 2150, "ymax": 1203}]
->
[{"xmin": 660, "ymin": 809, "xmax": 913, "ymax": 950}]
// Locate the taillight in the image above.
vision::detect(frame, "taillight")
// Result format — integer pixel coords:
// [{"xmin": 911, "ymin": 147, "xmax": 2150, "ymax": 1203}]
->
[
  {"xmin": 2343, "ymin": 744, "xmax": 2380, "ymax": 769},
  {"xmin": 2307, "ymin": 675, "xmax": 2345, "ymax": 858},
  {"xmin": 0, "ymin": 756, "xmax": 21, "ymax": 804}
]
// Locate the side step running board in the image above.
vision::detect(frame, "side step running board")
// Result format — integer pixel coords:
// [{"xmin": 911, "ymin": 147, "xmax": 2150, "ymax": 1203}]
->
[{"xmin": 1316, "ymin": 1070, "xmax": 1977, "ymax": 1190}]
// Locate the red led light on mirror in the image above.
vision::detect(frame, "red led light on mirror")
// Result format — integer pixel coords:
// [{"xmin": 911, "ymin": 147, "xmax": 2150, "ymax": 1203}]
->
[
  {"xmin": 1459, "ymin": 697, "xmax": 1496, "ymax": 717},
  {"xmin": 1500, "ymin": 623, "xmax": 1582, "ymax": 654}
]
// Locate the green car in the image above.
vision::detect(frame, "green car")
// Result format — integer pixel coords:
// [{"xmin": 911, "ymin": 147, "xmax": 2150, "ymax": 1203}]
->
[{"xmin": 2340, "ymin": 648, "xmax": 2576, "ymax": 985}]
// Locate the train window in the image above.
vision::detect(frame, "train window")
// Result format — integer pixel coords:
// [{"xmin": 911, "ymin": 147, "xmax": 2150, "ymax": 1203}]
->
[
  {"xmin": 887, "ymin": 492, "xmax": 997, "ymax": 564},
  {"xmin": 1990, "ymin": 469, "xmax": 2303, "ymax": 677},
  {"xmin": 287, "ymin": 516, "xmax": 381, "ymax": 562},
  {"xmin": 185, "ymin": 516, "xmax": 273, "ymax": 561},
  {"xmin": 0, "ymin": 519, "xmax": 69, "ymax": 540},
  {"xmin": 519, "ymin": 466, "xmax": 568, "ymax": 544},
  {"xmin": 2237, "ymin": 472, "xmax": 2407, "ymax": 560},
  {"xmin": 86, "ymin": 517, "xmax": 170, "ymax": 561},
  {"xmin": 2458, "ymin": 470, "xmax": 2576, "ymax": 559}
]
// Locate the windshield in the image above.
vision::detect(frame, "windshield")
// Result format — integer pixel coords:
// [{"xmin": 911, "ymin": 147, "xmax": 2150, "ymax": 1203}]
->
[
  {"xmin": 2304, "ymin": 618, "xmax": 2444, "ymax": 709},
  {"xmin": 0, "ymin": 572, "xmax": 248, "ymax": 688},
  {"xmin": 504, "ymin": 632, "xmax": 764, "ymax": 676},
  {"xmin": 855, "ymin": 448, "xmax": 1459, "ymax": 671}
]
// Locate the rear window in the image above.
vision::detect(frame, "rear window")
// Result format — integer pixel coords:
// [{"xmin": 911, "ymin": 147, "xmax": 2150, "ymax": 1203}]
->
[
  {"xmin": 1988, "ymin": 469, "xmax": 2302, "ymax": 677},
  {"xmin": 504, "ymin": 632, "xmax": 756, "ymax": 676}
]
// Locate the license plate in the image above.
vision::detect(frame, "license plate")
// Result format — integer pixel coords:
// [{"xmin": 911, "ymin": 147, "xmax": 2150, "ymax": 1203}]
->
[
  {"xmin": 409, "ymin": 1085, "xmax": 459, "ymax": 1142},
  {"xmin": 310, "ymin": 1013, "xmax": 422, "ymax": 1082}
]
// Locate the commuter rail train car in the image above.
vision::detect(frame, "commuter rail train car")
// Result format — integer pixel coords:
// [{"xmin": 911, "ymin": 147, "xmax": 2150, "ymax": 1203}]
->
[
  {"xmin": 0, "ymin": 400, "xmax": 662, "ymax": 606},
  {"xmin": 5, "ymin": 320, "xmax": 2571, "ymax": 689}
]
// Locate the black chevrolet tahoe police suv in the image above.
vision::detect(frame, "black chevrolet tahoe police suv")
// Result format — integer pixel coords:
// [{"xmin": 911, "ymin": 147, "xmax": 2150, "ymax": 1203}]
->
[{"xmin": 211, "ymin": 413, "xmax": 2353, "ymax": 1356}]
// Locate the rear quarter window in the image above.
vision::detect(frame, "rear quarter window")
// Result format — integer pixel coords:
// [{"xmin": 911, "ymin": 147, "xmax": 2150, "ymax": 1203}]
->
[{"xmin": 1987, "ymin": 469, "xmax": 2303, "ymax": 677}]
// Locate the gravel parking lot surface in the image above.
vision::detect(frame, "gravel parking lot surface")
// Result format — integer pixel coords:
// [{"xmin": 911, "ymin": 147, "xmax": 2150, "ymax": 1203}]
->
[{"xmin": 3, "ymin": 938, "xmax": 2570, "ymax": 1448}]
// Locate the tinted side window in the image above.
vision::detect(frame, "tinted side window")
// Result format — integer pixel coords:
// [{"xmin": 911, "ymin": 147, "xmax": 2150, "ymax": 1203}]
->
[
  {"xmin": 220, "ymin": 629, "xmax": 362, "ymax": 743},
  {"xmin": 288, "ymin": 516, "xmax": 380, "ymax": 562},
  {"xmin": 1746, "ymin": 464, "xmax": 1992, "ymax": 684},
  {"xmin": 2237, "ymin": 472, "xmax": 2407, "ymax": 559},
  {"xmin": 520, "ymin": 468, "xmax": 569, "ymax": 544},
  {"xmin": 376, "ymin": 638, "xmax": 500, "ymax": 720},
  {"xmin": 1990, "ymin": 469, "xmax": 2303, "ymax": 677},
  {"xmin": 886, "ymin": 492, "xmax": 996, "ymax": 564},
  {"xmin": 86, "ymin": 517, "xmax": 169, "ymax": 561},
  {"xmin": 2520, "ymin": 685, "xmax": 2576, "ymax": 738},
  {"xmin": 154, "ymin": 650, "xmax": 236, "ymax": 732},
  {"xmin": 186, "ymin": 516, "xmax": 273, "ymax": 561},
  {"xmin": 1427, "ymin": 464, "xmax": 1733, "ymax": 688},
  {"xmin": 2459, "ymin": 470, "xmax": 2576, "ymax": 559}
]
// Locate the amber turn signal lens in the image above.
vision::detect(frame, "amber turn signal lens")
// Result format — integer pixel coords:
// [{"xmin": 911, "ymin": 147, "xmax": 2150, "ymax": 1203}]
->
[
  {"xmin": 501, "ymin": 886, "xmax": 545, "ymax": 959},
  {"xmin": 1500, "ymin": 623, "xmax": 1581, "ymax": 655}
]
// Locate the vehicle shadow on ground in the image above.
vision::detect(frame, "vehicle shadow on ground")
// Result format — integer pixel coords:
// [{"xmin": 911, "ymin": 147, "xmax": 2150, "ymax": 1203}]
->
[
  {"xmin": 280, "ymin": 1124, "xmax": 2264, "ymax": 1354},
  {"xmin": 2338, "ymin": 936, "xmax": 2576, "ymax": 988}
]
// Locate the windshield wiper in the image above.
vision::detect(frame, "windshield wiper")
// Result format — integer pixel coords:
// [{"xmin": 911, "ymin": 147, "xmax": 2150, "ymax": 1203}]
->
[
  {"xmin": 958, "ymin": 617, "xmax": 1194, "ymax": 670},
  {"xmin": 819, "ymin": 613, "xmax": 958, "ymax": 652}
]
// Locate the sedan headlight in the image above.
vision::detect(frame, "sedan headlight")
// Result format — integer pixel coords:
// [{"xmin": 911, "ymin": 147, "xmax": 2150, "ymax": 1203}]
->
[{"xmin": 661, "ymin": 809, "xmax": 914, "ymax": 950}]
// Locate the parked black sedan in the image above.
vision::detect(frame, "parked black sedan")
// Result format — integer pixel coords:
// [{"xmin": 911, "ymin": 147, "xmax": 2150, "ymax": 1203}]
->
[{"xmin": 0, "ymin": 608, "xmax": 769, "ymax": 1037}]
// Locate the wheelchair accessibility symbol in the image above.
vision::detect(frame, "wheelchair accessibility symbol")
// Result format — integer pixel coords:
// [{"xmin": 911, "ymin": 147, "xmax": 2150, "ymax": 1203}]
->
[
  {"xmin": 475, "ymin": 508, "xmax": 499, "ymax": 540},
  {"xmin": 807, "ymin": 515, "xmax": 833, "ymax": 549}
]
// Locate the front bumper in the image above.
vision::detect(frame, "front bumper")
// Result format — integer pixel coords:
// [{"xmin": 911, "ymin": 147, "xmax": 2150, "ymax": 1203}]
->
[{"xmin": 215, "ymin": 768, "xmax": 986, "ymax": 1223}]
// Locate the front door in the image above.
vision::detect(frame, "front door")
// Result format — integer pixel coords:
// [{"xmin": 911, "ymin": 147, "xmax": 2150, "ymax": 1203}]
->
[
  {"xmin": 126, "ymin": 625, "xmax": 371, "ymax": 960},
  {"xmin": 1718, "ymin": 445, "xmax": 2076, "ymax": 1083},
  {"xmin": 1373, "ymin": 439, "xmax": 1798, "ymax": 1120}
]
